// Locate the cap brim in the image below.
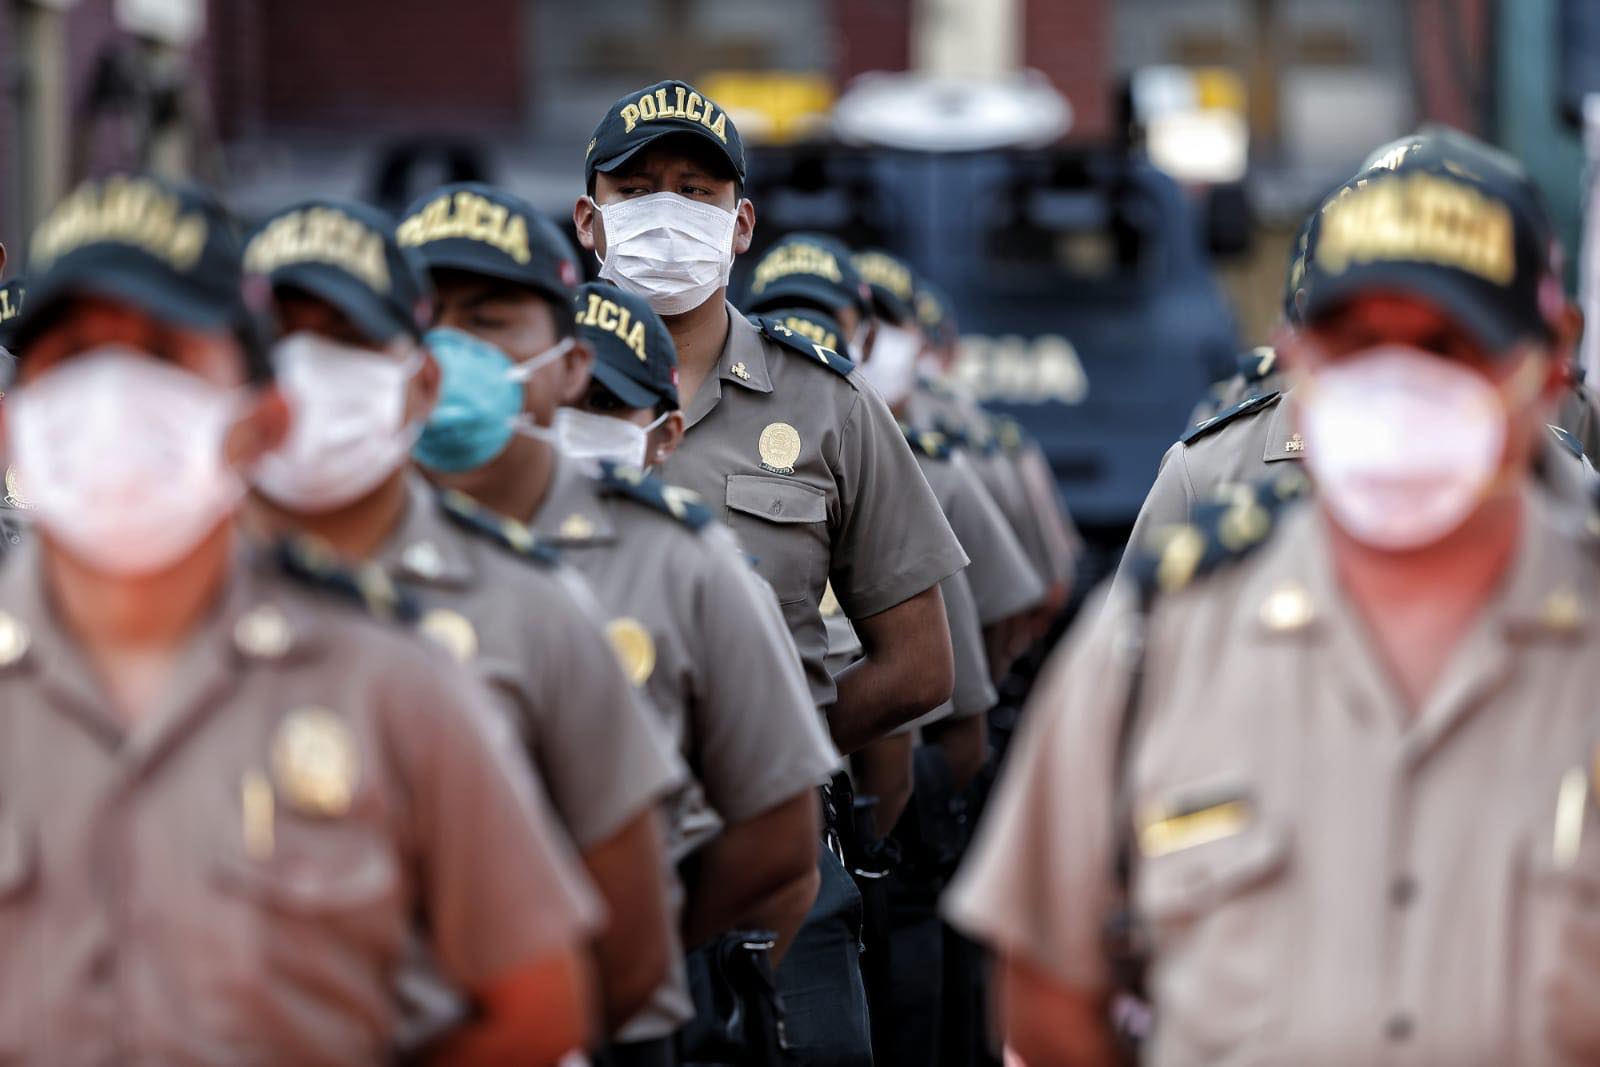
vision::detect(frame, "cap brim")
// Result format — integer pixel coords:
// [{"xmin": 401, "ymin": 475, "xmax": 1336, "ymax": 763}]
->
[
  {"xmin": 590, "ymin": 356, "xmax": 667, "ymax": 409},
  {"xmin": 17, "ymin": 264, "xmax": 235, "ymax": 348},
  {"xmin": 1305, "ymin": 266, "xmax": 1530, "ymax": 355},
  {"xmin": 271, "ymin": 262, "xmax": 410, "ymax": 346},
  {"xmin": 591, "ymin": 128, "xmax": 742, "ymax": 182},
  {"xmin": 418, "ymin": 244, "xmax": 572, "ymax": 306}
]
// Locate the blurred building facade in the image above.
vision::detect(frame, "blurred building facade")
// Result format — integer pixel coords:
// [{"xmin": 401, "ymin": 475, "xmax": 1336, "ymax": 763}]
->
[{"xmin": 0, "ymin": 0, "xmax": 1580, "ymax": 338}]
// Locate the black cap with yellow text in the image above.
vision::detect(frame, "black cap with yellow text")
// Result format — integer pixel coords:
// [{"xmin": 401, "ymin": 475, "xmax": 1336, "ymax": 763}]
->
[
  {"xmin": 397, "ymin": 182, "xmax": 580, "ymax": 305},
  {"xmin": 246, "ymin": 199, "xmax": 430, "ymax": 346},
  {"xmin": 851, "ymin": 248, "xmax": 917, "ymax": 326},
  {"xmin": 14, "ymin": 174, "xmax": 250, "ymax": 356},
  {"xmin": 1301, "ymin": 126, "xmax": 1559, "ymax": 355},
  {"xmin": 574, "ymin": 281, "xmax": 679, "ymax": 410},
  {"xmin": 762, "ymin": 305, "xmax": 853, "ymax": 362},
  {"xmin": 586, "ymin": 80, "xmax": 746, "ymax": 186},
  {"xmin": 746, "ymin": 232, "xmax": 868, "ymax": 318}
]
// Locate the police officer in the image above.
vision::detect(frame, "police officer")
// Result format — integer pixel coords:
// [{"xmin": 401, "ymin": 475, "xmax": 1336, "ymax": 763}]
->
[
  {"xmin": 1123, "ymin": 128, "xmax": 1596, "ymax": 564},
  {"xmin": 0, "ymin": 175, "xmax": 600, "ymax": 1064},
  {"xmin": 948, "ymin": 127, "xmax": 1600, "ymax": 1065},
  {"xmin": 573, "ymin": 81, "xmax": 969, "ymax": 1066},
  {"xmin": 239, "ymin": 198, "xmax": 686, "ymax": 1039},
  {"xmin": 396, "ymin": 186, "xmax": 840, "ymax": 1065}
]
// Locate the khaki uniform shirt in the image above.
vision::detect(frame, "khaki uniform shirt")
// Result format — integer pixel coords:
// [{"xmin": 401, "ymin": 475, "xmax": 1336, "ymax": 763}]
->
[
  {"xmin": 530, "ymin": 454, "xmax": 840, "ymax": 1039},
  {"xmin": 951, "ymin": 490, "xmax": 1600, "ymax": 1064},
  {"xmin": 1125, "ymin": 387, "xmax": 1597, "ymax": 560},
  {"xmin": 0, "ymin": 539, "xmax": 599, "ymax": 1065},
  {"xmin": 913, "ymin": 444, "xmax": 1045, "ymax": 626},
  {"xmin": 661, "ymin": 306, "xmax": 969, "ymax": 709},
  {"xmin": 375, "ymin": 475, "xmax": 684, "ymax": 850},
  {"xmin": 908, "ymin": 380, "xmax": 1079, "ymax": 590}
]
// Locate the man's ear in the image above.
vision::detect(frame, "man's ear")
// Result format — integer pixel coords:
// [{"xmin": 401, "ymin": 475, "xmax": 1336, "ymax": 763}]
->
[
  {"xmin": 648, "ymin": 410, "xmax": 686, "ymax": 465},
  {"xmin": 406, "ymin": 348, "xmax": 442, "ymax": 424},
  {"xmin": 559, "ymin": 338, "xmax": 596, "ymax": 405},
  {"xmin": 1553, "ymin": 301, "xmax": 1584, "ymax": 365},
  {"xmin": 574, "ymin": 197, "xmax": 599, "ymax": 255},
  {"xmin": 733, "ymin": 198, "xmax": 756, "ymax": 256}
]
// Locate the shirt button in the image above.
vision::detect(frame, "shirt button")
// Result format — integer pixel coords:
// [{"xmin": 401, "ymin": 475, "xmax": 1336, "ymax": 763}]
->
[
  {"xmin": 1390, "ymin": 875, "xmax": 1417, "ymax": 907},
  {"xmin": 769, "ymin": 501, "xmax": 783, "ymax": 516},
  {"xmin": 1385, "ymin": 1013, "xmax": 1414, "ymax": 1042},
  {"xmin": 89, "ymin": 945, "xmax": 114, "ymax": 981}
]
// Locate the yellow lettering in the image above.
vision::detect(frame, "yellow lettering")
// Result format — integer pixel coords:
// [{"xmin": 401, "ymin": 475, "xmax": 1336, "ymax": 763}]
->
[
  {"xmin": 674, "ymin": 86, "xmax": 688, "ymax": 116},
  {"xmin": 621, "ymin": 103, "xmax": 641, "ymax": 132},
  {"xmin": 638, "ymin": 94, "xmax": 658, "ymax": 120},
  {"xmin": 1316, "ymin": 173, "xmax": 1514, "ymax": 285},
  {"xmin": 597, "ymin": 298, "xmax": 619, "ymax": 331},
  {"xmin": 685, "ymin": 92, "xmax": 702, "ymax": 124},
  {"xmin": 397, "ymin": 192, "xmax": 531, "ymax": 264},
  {"xmin": 656, "ymin": 88, "xmax": 671, "ymax": 115},
  {"xmin": 710, "ymin": 112, "xmax": 728, "ymax": 141},
  {"xmin": 624, "ymin": 320, "xmax": 647, "ymax": 361},
  {"xmin": 502, "ymin": 214, "xmax": 530, "ymax": 264},
  {"xmin": 29, "ymin": 176, "xmax": 210, "ymax": 274}
]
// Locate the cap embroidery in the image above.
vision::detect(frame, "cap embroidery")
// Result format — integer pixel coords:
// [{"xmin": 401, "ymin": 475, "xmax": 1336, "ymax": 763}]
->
[
  {"xmin": 619, "ymin": 85, "xmax": 728, "ymax": 143},
  {"xmin": 397, "ymin": 191, "xmax": 531, "ymax": 265}
]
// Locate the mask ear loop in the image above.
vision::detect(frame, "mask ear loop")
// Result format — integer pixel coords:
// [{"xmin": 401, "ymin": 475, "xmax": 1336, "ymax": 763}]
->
[{"xmin": 504, "ymin": 338, "xmax": 580, "ymax": 443}]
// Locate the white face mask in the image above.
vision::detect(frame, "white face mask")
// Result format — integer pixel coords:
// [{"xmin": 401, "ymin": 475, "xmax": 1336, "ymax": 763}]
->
[
  {"xmin": 7, "ymin": 348, "xmax": 243, "ymax": 575},
  {"xmin": 554, "ymin": 406, "xmax": 668, "ymax": 468},
  {"xmin": 859, "ymin": 322, "xmax": 922, "ymax": 407},
  {"xmin": 594, "ymin": 192, "xmax": 740, "ymax": 316},
  {"xmin": 1299, "ymin": 345, "xmax": 1513, "ymax": 551},
  {"xmin": 253, "ymin": 332, "xmax": 420, "ymax": 513}
]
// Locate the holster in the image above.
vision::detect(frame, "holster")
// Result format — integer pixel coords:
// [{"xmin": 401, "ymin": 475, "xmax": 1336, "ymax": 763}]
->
[{"xmin": 678, "ymin": 929, "xmax": 793, "ymax": 1066}]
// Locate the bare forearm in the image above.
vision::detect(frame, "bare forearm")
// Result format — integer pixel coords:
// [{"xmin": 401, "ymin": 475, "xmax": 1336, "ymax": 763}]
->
[
  {"xmin": 681, "ymin": 794, "xmax": 820, "ymax": 950},
  {"xmin": 429, "ymin": 951, "xmax": 592, "ymax": 1067},
  {"xmin": 828, "ymin": 586, "xmax": 954, "ymax": 755},
  {"xmin": 729, "ymin": 861, "xmax": 819, "ymax": 965},
  {"xmin": 580, "ymin": 812, "xmax": 673, "ymax": 1032},
  {"xmin": 999, "ymin": 957, "xmax": 1120, "ymax": 1067},
  {"xmin": 852, "ymin": 732, "xmax": 914, "ymax": 838}
]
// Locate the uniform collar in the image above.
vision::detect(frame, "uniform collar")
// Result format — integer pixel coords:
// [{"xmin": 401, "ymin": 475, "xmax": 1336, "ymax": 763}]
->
[
  {"xmin": 373, "ymin": 472, "xmax": 480, "ymax": 588},
  {"xmin": 683, "ymin": 302, "xmax": 772, "ymax": 431},
  {"xmin": 0, "ymin": 534, "xmax": 325, "ymax": 761},
  {"xmin": 529, "ymin": 450, "xmax": 619, "ymax": 546},
  {"xmin": 1261, "ymin": 387, "xmax": 1304, "ymax": 463}
]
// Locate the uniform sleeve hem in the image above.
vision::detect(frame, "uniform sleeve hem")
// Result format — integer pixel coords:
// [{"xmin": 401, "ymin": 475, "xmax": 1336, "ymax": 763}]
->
[{"xmin": 839, "ymin": 545, "xmax": 971, "ymax": 620}]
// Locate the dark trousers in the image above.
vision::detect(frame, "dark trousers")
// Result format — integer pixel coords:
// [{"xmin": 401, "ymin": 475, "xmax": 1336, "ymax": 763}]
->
[
  {"xmin": 600, "ymin": 1036, "xmax": 678, "ymax": 1067},
  {"xmin": 774, "ymin": 848, "xmax": 873, "ymax": 1067}
]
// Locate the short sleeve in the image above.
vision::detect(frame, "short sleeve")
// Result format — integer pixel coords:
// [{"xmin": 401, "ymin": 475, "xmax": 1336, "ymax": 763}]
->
[
  {"xmin": 529, "ymin": 572, "xmax": 686, "ymax": 848},
  {"xmin": 830, "ymin": 379, "xmax": 969, "ymax": 619},
  {"xmin": 944, "ymin": 452, "xmax": 1047, "ymax": 625},
  {"xmin": 942, "ymin": 587, "xmax": 1131, "ymax": 993},
  {"xmin": 942, "ymin": 568, "xmax": 996, "ymax": 719},
  {"xmin": 1015, "ymin": 443, "xmax": 1082, "ymax": 586},
  {"xmin": 1118, "ymin": 441, "xmax": 1196, "ymax": 584},
  {"xmin": 690, "ymin": 534, "xmax": 840, "ymax": 823},
  {"xmin": 388, "ymin": 655, "xmax": 603, "ymax": 988}
]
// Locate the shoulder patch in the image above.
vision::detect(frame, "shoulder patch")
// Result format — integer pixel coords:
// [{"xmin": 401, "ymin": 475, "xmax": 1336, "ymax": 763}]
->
[
  {"xmin": 752, "ymin": 315, "xmax": 856, "ymax": 377},
  {"xmin": 991, "ymin": 414, "xmax": 1028, "ymax": 455},
  {"xmin": 595, "ymin": 461, "xmax": 714, "ymax": 531},
  {"xmin": 275, "ymin": 536, "xmax": 421, "ymax": 624},
  {"xmin": 901, "ymin": 423, "xmax": 953, "ymax": 460},
  {"xmin": 1180, "ymin": 390, "xmax": 1282, "ymax": 447},
  {"xmin": 934, "ymin": 418, "xmax": 999, "ymax": 456},
  {"xmin": 436, "ymin": 488, "xmax": 560, "ymax": 566},
  {"xmin": 1127, "ymin": 470, "xmax": 1309, "ymax": 602},
  {"xmin": 1549, "ymin": 423, "xmax": 1587, "ymax": 462}
]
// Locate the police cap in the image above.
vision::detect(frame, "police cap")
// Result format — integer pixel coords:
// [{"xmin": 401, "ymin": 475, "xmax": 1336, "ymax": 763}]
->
[
  {"xmin": 397, "ymin": 182, "xmax": 580, "ymax": 306},
  {"xmin": 246, "ymin": 199, "xmax": 430, "ymax": 346},
  {"xmin": 746, "ymin": 232, "xmax": 867, "ymax": 319},
  {"xmin": 574, "ymin": 281, "xmax": 679, "ymax": 410},
  {"xmin": 587, "ymin": 80, "xmax": 746, "ymax": 187}
]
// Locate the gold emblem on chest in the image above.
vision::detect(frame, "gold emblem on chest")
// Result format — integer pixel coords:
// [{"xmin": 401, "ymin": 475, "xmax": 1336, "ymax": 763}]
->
[
  {"xmin": 271, "ymin": 708, "xmax": 359, "ymax": 818},
  {"xmin": 758, "ymin": 422, "xmax": 802, "ymax": 475},
  {"xmin": 605, "ymin": 617, "xmax": 657, "ymax": 687},
  {"xmin": 420, "ymin": 608, "xmax": 479, "ymax": 663}
]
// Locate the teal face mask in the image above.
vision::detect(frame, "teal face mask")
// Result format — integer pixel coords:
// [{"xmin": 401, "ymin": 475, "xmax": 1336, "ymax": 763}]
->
[{"xmin": 413, "ymin": 327, "xmax": 572, "ymax": 473}]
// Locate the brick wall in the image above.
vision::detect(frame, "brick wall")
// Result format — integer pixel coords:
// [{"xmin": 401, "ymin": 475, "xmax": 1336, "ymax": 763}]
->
[{"xmin": 1023, "ymin": 0, "xmax": 1113, "ymax": 141}]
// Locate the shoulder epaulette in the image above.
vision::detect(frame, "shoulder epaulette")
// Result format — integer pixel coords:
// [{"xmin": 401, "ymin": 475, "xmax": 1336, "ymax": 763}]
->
[
  {"xmin": 437, "ymin": 488, "xmax": 559, "ymax": 566},
  {"xmin": 751, "ymin": 315, "xmax": 856, "ymax": 378},
  {"xmin": 991, "ymin": 414, "xmax": 1028, "ymax": 455},
  {"xmin": 935, "ymin": 418, "xmax": 999, "ymax": 456},
  {"xmin": 901, "ymin": 423, "xmax": 953, "ymax": 460},
  {"xmin": 1550, "ymin": 423, "xmax": 1587, "ymax": 462},
  {"xmin": 595, "ymin": 461, "xmax": 714, "ymax": 531},
  {"xmin": 275, "ymin": 536, "xmax": 420, "ymax": 624},
  {"xmin": 1180, "ymin": 390, "xmax": 1281, "ymax": 447},
  {"xmin": 1127, "ymin": 470, "xmax": 1309, "ymax": 603},
  {"xmin": 1236, "ymin": 345, "xmax": 1277, "ymax": 384}
]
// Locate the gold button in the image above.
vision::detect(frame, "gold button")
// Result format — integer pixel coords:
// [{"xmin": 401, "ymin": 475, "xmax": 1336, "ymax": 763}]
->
[
  {"xmin": 1541, "ymin": 587, "xmax": 1586, "ymax": 634},
  {"xmin": 605, "ymin": 617, "xmax": 656, "ymax": 687},
  {"xmin": 0, "ymin": 612, "xmax": 30, "ymax": 666},
  {"xmin": 560, "ymin": 513, "xmax": 596, "ymax": 540},
  {"xmin": 233, "ymin": 605, "xmax": 292, "ymax": 660},
  {"xmin": 1259, "ymin": 582, "xmax": 1315, "ymax": 633},
  {"xmin": 402, "ymin": 541, "xmax": 444, "ymax": 580},
  {"xmin": 420, "ymin": 608, "xmax": 478, "ymax": 663}
]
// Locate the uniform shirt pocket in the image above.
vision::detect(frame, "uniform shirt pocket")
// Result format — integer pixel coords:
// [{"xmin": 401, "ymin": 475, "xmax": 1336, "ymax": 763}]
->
[
  {"xmin": 1137, "ymin": 816, "xmax": 1294, "ymax": 1059},
  {"xmin": 724, "ymin": 474, "xmax": 828, "ymax": 606}
]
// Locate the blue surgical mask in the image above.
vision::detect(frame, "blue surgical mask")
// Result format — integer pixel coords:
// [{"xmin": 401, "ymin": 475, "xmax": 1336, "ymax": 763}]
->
[{"xmin": 412, "ymin": 327, "xmax": 573, "ymax": 473}]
